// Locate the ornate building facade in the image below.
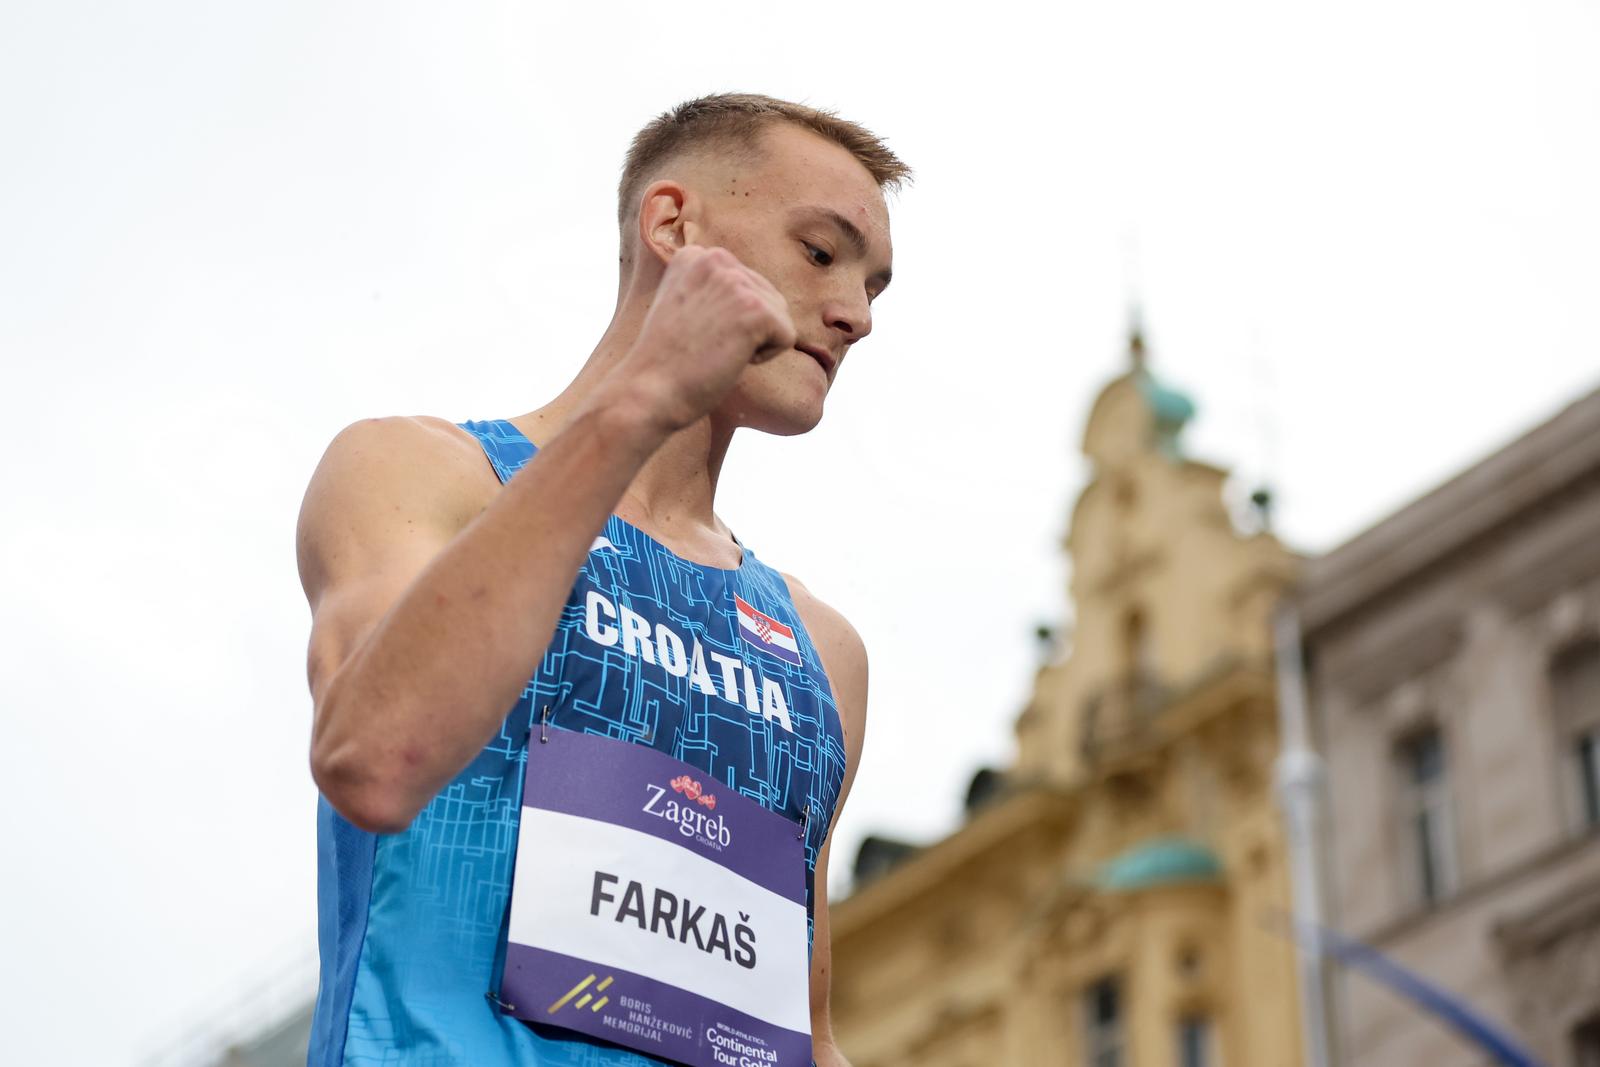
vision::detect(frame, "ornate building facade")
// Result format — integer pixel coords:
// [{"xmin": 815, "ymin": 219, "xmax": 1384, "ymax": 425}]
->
[
  {"xmin": 1298, "ymin": 387, "xmax": 1600, "ymax": 1067},
  {"xmin": 829, "ymin": 332, "xmax": 1305, "ymax": 1067}
]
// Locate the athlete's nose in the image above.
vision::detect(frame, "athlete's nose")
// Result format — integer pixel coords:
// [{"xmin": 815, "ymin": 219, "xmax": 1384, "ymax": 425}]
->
[{"xmin": 824, "ymin": 291, "xmax": 872, "ymax": 347}]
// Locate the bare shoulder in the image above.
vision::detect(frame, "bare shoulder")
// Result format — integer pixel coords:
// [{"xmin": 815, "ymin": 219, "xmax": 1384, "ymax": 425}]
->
[
  {"xmin": 782, "ymin": 575, "xmax": 865, "ymax": 672},
  {"xmin": 296, "ymin": 416, "xmax": 495, "ymax": 605},
  {"xmin": 782, "ymin": 574, "xmax": 868, "ymax": 746},
  {"xmin": 311, "ymin": 414, "xmax": 488, "ymax": 481}
]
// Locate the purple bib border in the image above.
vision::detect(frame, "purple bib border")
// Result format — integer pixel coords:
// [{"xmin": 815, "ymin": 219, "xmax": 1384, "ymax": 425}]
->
[
  {"xmin": 525, "ymin": 726, "xmax": 806, "ymax": 902},
  {"xmin": 503, "ymin": 943, "xmax": 812, "ymax": 1067}
]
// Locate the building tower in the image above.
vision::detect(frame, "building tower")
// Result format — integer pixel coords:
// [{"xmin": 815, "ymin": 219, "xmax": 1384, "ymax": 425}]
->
[{"xmin": 830, "ymin": 323, "xmax": 1305, "ymax": 1067}]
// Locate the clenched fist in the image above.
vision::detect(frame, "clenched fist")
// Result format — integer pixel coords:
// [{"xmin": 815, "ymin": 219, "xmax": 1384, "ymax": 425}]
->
[{"xmin": 614, "ymin": 246, "xmax": 798, "ymax": 434}]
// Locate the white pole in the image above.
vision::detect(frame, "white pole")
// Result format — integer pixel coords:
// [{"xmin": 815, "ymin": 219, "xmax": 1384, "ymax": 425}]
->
[{"xmin": 1274, "ymin": 602, "xmax": 1334, "ymax": 1067}]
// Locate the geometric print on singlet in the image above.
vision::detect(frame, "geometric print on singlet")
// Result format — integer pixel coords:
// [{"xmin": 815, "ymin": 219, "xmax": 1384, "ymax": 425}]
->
[{"xmin": 308, "ymin": 418, "xmax": 848, "ymax": 1066}]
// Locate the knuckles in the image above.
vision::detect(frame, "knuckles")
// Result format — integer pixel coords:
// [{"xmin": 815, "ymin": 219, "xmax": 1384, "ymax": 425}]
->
[{"xmin": 645, "ymin": 244, "xmax": 792, "ymax": 352}]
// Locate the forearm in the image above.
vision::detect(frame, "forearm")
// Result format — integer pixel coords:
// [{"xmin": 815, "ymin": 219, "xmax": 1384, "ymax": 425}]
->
[{"xmin": 312, "ymin": 391, "xmax": 666, "ymax": 830}]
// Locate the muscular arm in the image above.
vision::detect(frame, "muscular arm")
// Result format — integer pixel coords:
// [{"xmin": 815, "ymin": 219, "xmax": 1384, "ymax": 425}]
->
[
  {"xmin": 297, "ymin": 395, "xmax": 667, "ymax": 833},
  {"xmin": 786, "ymin": 578, "xmax": 868, "ymax": 1067},
  {"xmin": 296, "ymin": 237, "xmax": 801, "ymax": 835}
]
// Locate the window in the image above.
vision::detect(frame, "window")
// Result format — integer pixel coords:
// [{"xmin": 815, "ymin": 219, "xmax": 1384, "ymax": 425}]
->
[
  {"xmin": 1580, "ymin": 733, "xmax": 1600, "ymax": 829},
  {"xmin": 1178, "ymin": 1017, "xmax": 1218, "ymax": 1067},
  {"xmin": 1573, "ymin": 1014, "xmax": 1600, "ymax": 1067},
  {"xmin": 1083, "ymin": 976, "xmax": 1124, "ymax": 1067},
  {"xmin": 1122, "ymin": 607, "xmax": 1168, "ymax": 719},
  {"xmin": 1396, "ymin": 727, "xmax": 1457, "ymax": 905},
  {"xmin": 1124, "ymin": 609, "xmax": 1158, "ymax": 683},
  {"xmin": 1551, "ymin": 639, "xmax": 1600, "ymax": 831}
]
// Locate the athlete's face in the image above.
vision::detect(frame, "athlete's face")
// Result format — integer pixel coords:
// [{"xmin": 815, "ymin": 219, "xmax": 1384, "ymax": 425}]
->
[{"xmin": 689, "ymin": 124, "xmax": 894, "ymax": 435}]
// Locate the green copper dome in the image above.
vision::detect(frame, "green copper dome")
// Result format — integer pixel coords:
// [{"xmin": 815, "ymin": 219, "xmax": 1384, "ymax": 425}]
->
[
  {"xmin": 1135, "ymin": 372, "xmax": 1196, "ymax": 459},
  {"xmin": 1098, "ymin": 837, "xmax": 1223, "ymax": 892},
  {"xmin": 1138, "ymin": 373, "xmax": 1196, "ymax": 426}
]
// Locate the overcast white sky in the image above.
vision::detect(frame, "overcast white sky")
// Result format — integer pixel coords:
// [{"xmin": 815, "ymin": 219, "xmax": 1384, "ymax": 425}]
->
[{"xmin": 2, "ymin": 1, "xmax": 1597, "ymax": 1063}]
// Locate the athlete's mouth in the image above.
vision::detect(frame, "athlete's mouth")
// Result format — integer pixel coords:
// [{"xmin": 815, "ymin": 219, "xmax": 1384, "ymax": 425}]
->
[{"xmin": 797, "ymin": 344, "xmax": 836, "ymax": 375}]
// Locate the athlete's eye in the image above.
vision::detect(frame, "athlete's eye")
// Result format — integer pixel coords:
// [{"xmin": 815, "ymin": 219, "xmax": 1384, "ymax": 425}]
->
[{"xmin": 803, "ymin": 243, "xmax": 833, "ymax": 267}]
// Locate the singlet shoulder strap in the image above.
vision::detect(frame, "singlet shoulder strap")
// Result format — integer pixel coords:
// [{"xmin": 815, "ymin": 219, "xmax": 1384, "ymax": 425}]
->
[{"xmin": 457, "ymin": 419, "xmax": 537, "ymax": 486}]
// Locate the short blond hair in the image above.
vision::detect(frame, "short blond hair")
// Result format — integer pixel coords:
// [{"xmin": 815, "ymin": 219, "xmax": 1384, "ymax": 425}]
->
[{"xmin": 617, "ymin": 93, "xmax": 911, "ymax": 233}]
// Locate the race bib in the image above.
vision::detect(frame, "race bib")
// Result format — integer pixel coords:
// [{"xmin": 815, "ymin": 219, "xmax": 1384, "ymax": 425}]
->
[{"xmin": 500, "ymin": 727, "xmax": 813, "ymax": 1067}]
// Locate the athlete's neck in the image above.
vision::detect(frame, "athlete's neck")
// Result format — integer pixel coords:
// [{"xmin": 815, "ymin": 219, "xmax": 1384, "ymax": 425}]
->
[{"xmin": 511, "ymin": 311, "xmax": 742, "ymax": 567}]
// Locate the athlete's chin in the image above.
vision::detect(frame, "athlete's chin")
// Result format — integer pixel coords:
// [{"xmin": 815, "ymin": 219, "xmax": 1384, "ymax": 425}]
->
[
  {"xmin": 722, "ymin": 389, "xmax": 828, "ymax": 436},
  {"xmin": 740, "ymin": 405, "xmax": 825, "ymax": 437}
]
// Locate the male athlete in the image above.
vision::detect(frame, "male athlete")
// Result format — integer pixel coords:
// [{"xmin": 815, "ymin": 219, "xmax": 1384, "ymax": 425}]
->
[{"xmin": 295, "ymin": 94, "xmax": 907, "ymax": 1066}]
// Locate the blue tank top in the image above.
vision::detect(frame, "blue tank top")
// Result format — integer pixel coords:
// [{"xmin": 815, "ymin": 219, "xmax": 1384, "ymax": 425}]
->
[{"xmin": 309, "ymin": 419, "xmax": 849, "ymax": 1066}]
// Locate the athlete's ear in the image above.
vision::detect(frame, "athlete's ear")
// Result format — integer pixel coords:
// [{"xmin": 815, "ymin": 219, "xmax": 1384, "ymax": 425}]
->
[{"xmin": 637, "ymin": 180, "xmax": 697, "ymax": 266}]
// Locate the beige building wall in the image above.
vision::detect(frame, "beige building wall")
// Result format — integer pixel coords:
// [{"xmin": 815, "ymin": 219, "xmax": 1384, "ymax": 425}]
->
[
  {"xmin": 830, "ymin": 332, "xmax": 1306, "ymax": 1067},
  {"xmin": 1300, "ymin": 388, "xmax": 1600, "ymax": 1067}
]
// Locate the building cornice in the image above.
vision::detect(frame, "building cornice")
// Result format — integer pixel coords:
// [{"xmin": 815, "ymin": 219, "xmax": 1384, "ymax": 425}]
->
[
  {"xmin": 1359, "ymin": 830, "xmax": 1600, "ymax": 948},
  {"xmin": 1494, "ymin": 872, "xmax": 1600, "ymax": 959},
  {"xmin": 1299, "ymin": 387, "xmax": 1600, "ymax": 635},
  {"xmin": 831, "ymin": 785, "xmax": 1073, "ymax": 939}
]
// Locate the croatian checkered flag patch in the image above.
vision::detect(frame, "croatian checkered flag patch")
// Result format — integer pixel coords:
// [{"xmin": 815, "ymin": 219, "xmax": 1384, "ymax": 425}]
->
[{"xmin": 734, "ymin": 595, "xmax": 803, "ymax": 667}]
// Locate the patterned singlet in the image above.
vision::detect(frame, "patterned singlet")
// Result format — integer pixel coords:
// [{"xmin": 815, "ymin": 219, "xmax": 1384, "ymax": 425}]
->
[{"xmin": 308, "ymin": 419, "xmax": 848, "ymax": 1066}]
